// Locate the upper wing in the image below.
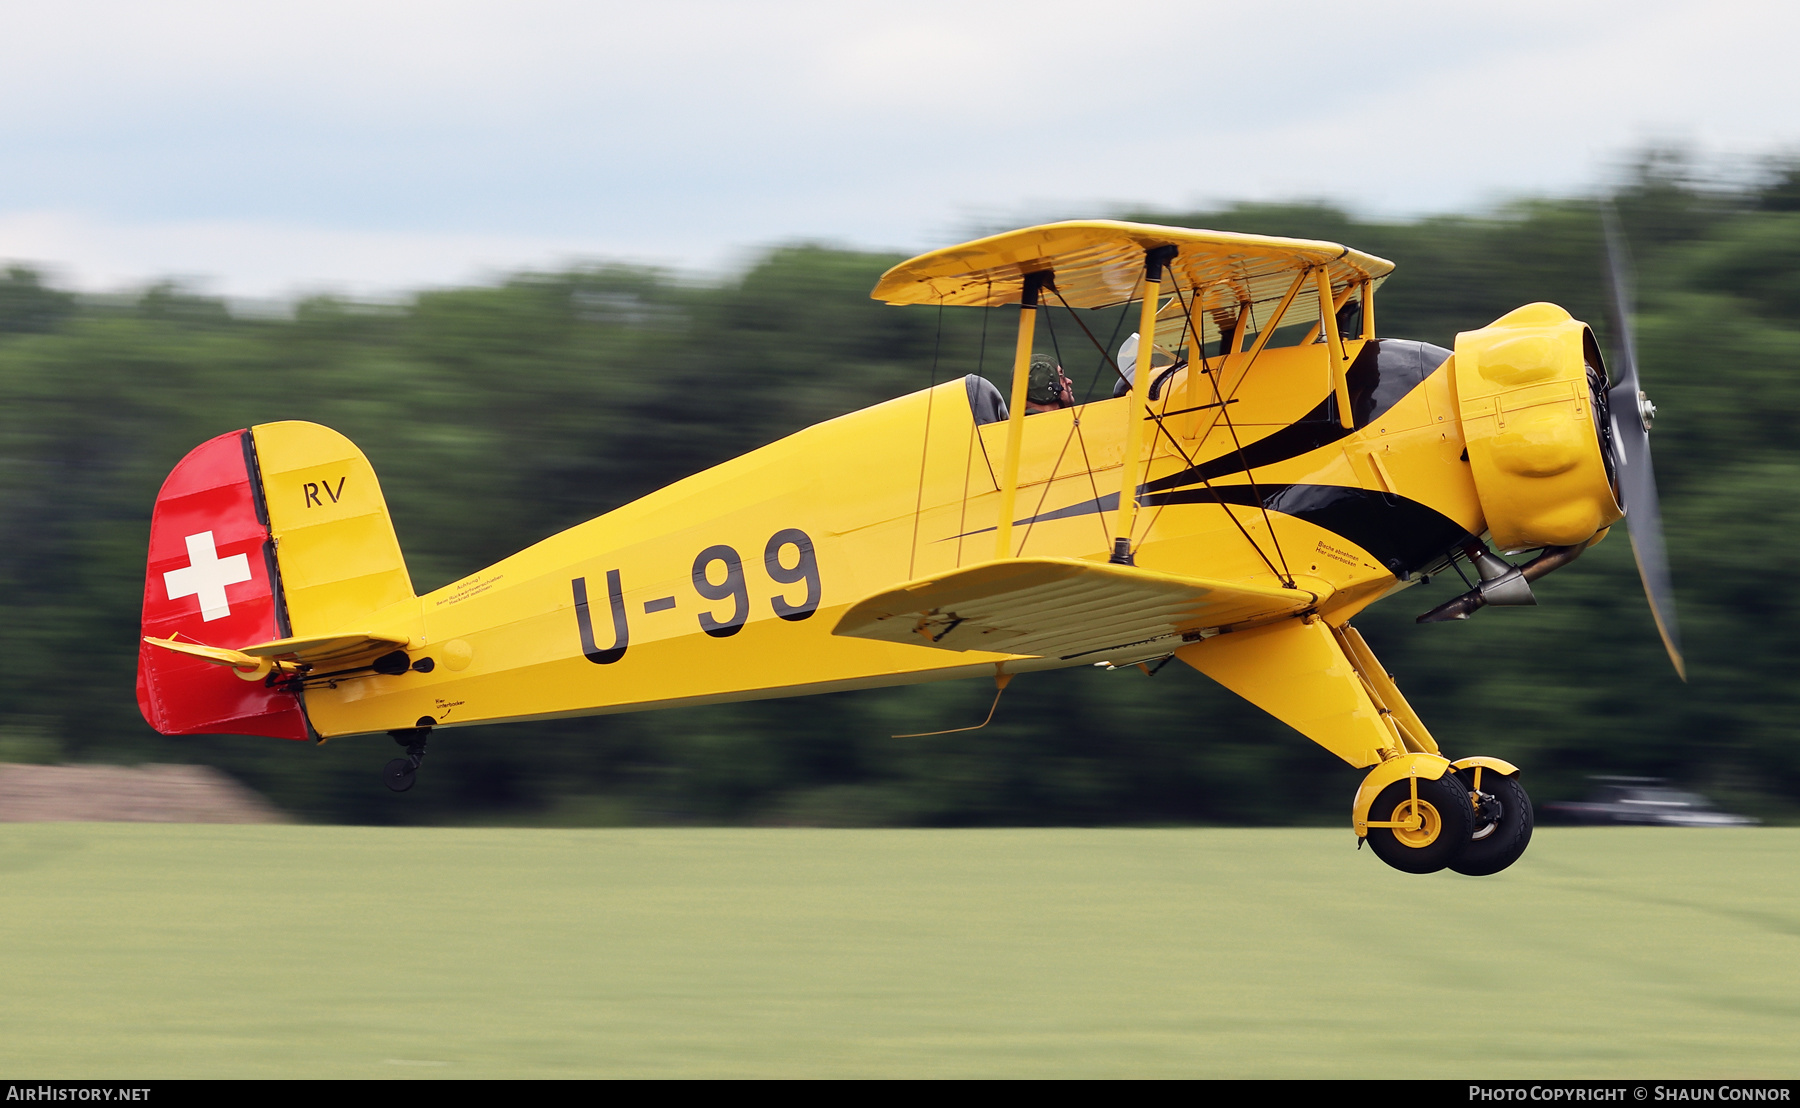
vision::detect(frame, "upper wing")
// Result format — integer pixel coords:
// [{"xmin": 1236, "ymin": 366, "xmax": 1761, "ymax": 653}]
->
[
  {"xmin": 870, "ymin": 219, "xmax": 1392, "ymax": 313},
  {"xmin": 832, "ymin": 557, "xmax": 1314, "ymax": 661}
]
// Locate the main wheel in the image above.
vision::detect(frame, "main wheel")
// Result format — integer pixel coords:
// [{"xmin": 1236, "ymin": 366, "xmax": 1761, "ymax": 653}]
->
[
  {"xmin": 1448, "ymin": 769, "xmax": 1533, "ymax": 876},
  {"xmin": 1365, "ymin": 773, "xmax": 1473, "ymax": 874},
  {"xmin": 383, "ymin": 757, "xmax": 417, "ymax": 793}
]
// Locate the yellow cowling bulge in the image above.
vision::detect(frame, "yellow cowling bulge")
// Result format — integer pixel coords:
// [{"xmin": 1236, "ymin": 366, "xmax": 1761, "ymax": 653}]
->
[{"xmin": 1452, "ymin": 303, "xmax": 1623, "ymax": 551}]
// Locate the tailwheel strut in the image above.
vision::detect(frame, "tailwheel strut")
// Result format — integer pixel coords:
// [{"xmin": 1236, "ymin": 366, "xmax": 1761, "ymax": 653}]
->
[{"xmin": 383, "ymin": 718, "xmax": 435, "ymax": 793}]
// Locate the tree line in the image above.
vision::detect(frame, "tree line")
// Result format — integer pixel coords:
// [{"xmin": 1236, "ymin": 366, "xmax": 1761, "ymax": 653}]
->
[{"xmin": 2, "ymin": 155, "xmax": 1796, "ymax": 824}]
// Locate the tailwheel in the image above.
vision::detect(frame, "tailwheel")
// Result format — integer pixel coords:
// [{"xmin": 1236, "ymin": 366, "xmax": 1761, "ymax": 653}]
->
[
  {"xmin": 383, "ymin": 757, "xmax": 418, "ymax": 792},
  {"xmin": 1448, "ymin": 767, "xmax": 1533, "ymax": 876},
  {"xmin": 1364, "ymin": 773, "xmax": 1473, "ymax": 874},
  {"xmin": 383, "ymin": 723, "xmax": 431, "ymax": 793}
]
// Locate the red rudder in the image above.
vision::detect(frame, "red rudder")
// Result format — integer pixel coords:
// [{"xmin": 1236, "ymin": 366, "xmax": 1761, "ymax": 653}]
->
[{"xmin": 136, "ymin": 430, "xmax": 308, "ymax": 740}]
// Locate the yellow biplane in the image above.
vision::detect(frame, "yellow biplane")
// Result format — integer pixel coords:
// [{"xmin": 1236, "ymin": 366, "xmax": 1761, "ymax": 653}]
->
[{"xmin": 136, "ymin": 218, "xmax": 1679, "ymax": 876}]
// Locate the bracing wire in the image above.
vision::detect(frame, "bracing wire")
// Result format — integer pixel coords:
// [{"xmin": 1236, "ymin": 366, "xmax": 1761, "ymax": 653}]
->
[
  {"xmin": 1051, "ymin": 276, "xmax": 1284, "ymax": 582},
  {"xmin": 1051, "ymin": 271, "xmax": 1296, "ymax": 579},
  {"xmin": 1043, "ymin": 308, "xmax": 1116, "ymax": 552},
  {"xmin": 1125, "ymin": 278, "xmax": 1289, "ymax": 585},
  {"xmin": 907, "ymin": 296, "xmax": 945, "ymax": 579},
  {"xmin": 1201, "ymin": 295, "xmax": 1297, "ymax": 587},
  {"xmin": 1013, "ymin": 414, "xmax": 1081, "ymax": 558},
  {"xmin": 1167, "ymin": 278, "xmax": 1297, "ymax": 588},
  {"xmin": 1066, "ymin": 290, "xmax": 1135, "ymax": 403},
  {"xmin": 1039, "ymin": 272, "xmax": 1296, "ymax": 587},
  {"xmin": 969, "ymin": 280, "xmax": 999, "ymax": 489},
  {"xmin": 1132, "ymin": 272, "xmax": 1214, "ymax": 551},
  {"xmin": 1053, "ymin": 283, "xmax": 1133, "ymax": 396},
  {"xmin": 1050, "ymin": 280, "xmax": 1163, "ymax": 553},
  {"xmin": 957, "ymin": 280, "xmax": 996, "ymax": 567},
  {"xmin": 1011, "ymin": 308, "xmax": 1107, "ymax": 556}
]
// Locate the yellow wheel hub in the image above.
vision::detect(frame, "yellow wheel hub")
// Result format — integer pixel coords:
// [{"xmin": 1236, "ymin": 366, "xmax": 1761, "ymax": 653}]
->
[{"xmin": 1388, "ymin": 799, "xmax": 1442, "ymax": 848}]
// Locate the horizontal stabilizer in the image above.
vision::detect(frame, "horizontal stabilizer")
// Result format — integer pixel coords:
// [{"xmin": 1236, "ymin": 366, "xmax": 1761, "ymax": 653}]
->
[
  {"xmin": 833, "ymin": 557, "xmax": 1312, "ymax": 660},
  {"xmin": 145, "ymin": 631, "xmax": 407, "ymax": 673},
  {"xmin": 143, "ymin": 637, "xmax": 267, "ymax": 672}
]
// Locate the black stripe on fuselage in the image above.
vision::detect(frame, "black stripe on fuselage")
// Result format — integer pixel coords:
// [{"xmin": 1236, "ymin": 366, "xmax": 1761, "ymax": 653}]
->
[
  {"xmin": 1143, "ymin": 338, "xmax": 1450, "ymax": 492},
  {"xmin": 939, "ymin": 340, "xmax": 1465, "ymax": 572},
  {"xmin": 949, "ymin": 483, "xmax": 1469, "ymax": 576},
  {"xmin": 1141, "ymin": 484, "xmax": 1472, "ymax": 573}
]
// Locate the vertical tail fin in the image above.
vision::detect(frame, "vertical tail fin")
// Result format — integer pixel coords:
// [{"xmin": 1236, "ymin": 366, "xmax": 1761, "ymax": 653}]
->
[{"xmin": 137, "ymin": 421, "xmax": 415, "ymax": 738}]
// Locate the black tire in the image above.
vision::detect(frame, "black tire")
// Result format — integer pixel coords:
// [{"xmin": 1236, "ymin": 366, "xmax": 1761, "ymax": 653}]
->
[
  {"xmin": 383, "ymin": 757, "xmax": 417, "ymax": 793},
  {"xmin": 1448, "ymin": 770, "xmax": 1533, "ymax": 876},
  {"xmin": 1365, "ymin": 773, "xmax": 1473, "ymax": 874}
]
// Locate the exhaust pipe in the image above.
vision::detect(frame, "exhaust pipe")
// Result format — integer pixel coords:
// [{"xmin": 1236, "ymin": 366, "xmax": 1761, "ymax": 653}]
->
[{"xmin": 1416, "ymin": 543, "xmax": 1586, "ymax": 623}]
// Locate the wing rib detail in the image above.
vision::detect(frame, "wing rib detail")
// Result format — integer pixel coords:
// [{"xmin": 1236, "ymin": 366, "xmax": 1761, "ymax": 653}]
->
[{"xmin": 832, "ymin": 557, "xmax": 1314, "ymax": 660}]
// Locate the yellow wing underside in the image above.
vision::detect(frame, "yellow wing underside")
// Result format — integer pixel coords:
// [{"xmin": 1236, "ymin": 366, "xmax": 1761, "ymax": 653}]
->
[
  {"xmin": 870, "ymin": 220, "xmax": 1393, "ymax": 318},
  {"xmin": 832, "ymin": 557, "xmax": 1316, "ymax": 661}
]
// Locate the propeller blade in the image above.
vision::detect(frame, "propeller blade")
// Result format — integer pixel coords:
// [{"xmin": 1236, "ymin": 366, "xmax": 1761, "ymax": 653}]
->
[
  {"xmin": 1601, "ymin": 204, "xmax": 1685, "ymax": 680},
  {"xmin": 1600, "ymin": 205, "xmax": 1640, "ymax": 400}
]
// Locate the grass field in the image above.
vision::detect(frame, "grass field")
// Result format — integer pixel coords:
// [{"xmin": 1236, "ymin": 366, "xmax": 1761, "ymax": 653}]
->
[{"xmin": 1, "ymin": 825, "xmax": 1796, "ymax": 1078}]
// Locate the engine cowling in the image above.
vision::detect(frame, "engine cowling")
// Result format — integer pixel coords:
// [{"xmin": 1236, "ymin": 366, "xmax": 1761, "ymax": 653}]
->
[{"xmin": 1453, "ymin": 303, "xmax": 1623, "ymax": 551}]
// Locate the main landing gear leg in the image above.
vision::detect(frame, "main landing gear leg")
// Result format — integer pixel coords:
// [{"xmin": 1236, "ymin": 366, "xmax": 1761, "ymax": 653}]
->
[
  {"xmin": 1175, "ymin": 617, "xmax": 1537, "ymax": 875},
  {"xmin": 384, "ymin": 721, "xmax": 433, "ymax": 793}
]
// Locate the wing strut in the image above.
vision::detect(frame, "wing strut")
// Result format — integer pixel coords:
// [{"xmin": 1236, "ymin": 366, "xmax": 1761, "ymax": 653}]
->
[
  {"xmin": 1314, "ymin": 268, "xmax": 1355, "ymax": 429},
  {"xmin": 993, "ymin": 270, "xmax": 1052, "ymax": 560},
  {"xmin": 1110, "ymin": 245, "xmax": 1177, "ymax": 564}
]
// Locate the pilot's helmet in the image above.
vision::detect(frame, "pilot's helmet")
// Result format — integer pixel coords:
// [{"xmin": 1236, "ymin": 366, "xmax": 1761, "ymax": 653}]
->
[
  {"xmin": 1116, "ymin": 332, "xmax": 1176, "ymax": 387},
  {"xmin": 1027, "ymin": 354, "xmax": 1066, "ymax": 405}
]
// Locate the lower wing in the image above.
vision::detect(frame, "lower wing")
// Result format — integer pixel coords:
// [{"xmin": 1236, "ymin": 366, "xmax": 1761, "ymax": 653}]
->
[{"xmin": 832, "ymin": 557, "xmax": 1315, "ymax": 662}]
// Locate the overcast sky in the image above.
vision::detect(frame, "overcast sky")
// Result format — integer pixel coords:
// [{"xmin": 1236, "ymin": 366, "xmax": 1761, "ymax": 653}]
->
[{"xmin": 1, "ymin": 0, "xmax": 1794, "ymax": 298}]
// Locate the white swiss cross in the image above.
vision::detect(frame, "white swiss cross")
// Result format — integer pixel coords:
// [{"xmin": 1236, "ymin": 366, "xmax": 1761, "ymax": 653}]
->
[{"xmin": 163, "ymin": 530, "xmax": 254, "ymax": 622}]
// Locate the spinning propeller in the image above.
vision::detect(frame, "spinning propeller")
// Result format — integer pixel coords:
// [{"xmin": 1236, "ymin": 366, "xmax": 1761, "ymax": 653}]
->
[
  {"xmin": 1419, "ymin": 207, "xmax": 1684, "ymax": 679},
  {"xmin": 1600, "ymin": 205, "xmax": 1685, "ymax": 680}
]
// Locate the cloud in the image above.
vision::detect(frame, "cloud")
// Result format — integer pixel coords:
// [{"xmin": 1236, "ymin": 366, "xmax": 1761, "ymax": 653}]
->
[
  {"xmin": 0, "ymin": 0, "xmax": 1793, "ymax": 295},
  {"xmin": 0, "ymin": 210, "xmax": 706, "ymax": 299}
]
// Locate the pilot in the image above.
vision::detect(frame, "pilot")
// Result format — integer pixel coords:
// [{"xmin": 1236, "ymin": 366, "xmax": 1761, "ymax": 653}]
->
[
  {"xmin": 1113, "ymin": 332, "xmax": 1179, "ymax": 398},
  {"xmin": 1025, "ymin": 354, "xmax": 1075, "ymax": 413}
]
